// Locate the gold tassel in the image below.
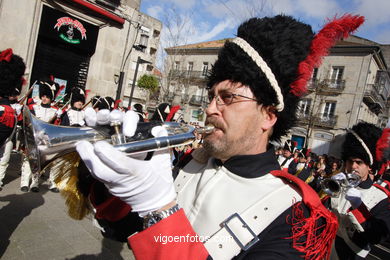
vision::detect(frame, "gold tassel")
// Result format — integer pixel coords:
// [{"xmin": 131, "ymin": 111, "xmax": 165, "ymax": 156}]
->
[{"xmin": 49, "ymin": 152, "xmax": 91, "ymax": 220}]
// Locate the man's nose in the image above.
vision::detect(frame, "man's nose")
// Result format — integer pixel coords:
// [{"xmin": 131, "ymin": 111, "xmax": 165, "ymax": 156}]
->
[{"xmin": 205, "ymin": 97, "xmax": 219, "ymax": 116}]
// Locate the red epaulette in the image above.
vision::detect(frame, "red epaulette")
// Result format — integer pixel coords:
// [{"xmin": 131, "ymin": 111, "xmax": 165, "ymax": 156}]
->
[
  {"xmin": 271, "ymin": 170, "xmax": 338, "ymax": 260},
  {"xmin": 373, "ymin": 180, "xmax": 390, "ymax": 198},
  {"xmin": 0, "ymin": 105, "xmax": 15, "ymax": 128}
]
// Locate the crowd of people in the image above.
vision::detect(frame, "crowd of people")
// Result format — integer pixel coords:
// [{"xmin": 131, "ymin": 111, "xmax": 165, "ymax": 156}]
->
[{"xmin": 1, "ymin": 12, "xmax": 390, "ymax": 260}]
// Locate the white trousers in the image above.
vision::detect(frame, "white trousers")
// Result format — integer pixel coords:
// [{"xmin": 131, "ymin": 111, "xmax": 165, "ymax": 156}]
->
[
  {"xmin": 20, "ymin": 157, "xmax": 57, "ymax": 189},
  {"xmin": 0, "ymin": 140, "xmax": 13, "ymax": 186}
]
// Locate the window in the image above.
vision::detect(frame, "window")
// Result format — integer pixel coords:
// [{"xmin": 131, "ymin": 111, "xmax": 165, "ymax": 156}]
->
[
  {"xmin": 323, "ymin": 102, "xmax": 336, "ymax": 118},
  {"xmin": 174, "ymin": 61, "xmax": 180, "ymax": 70},
  {"xmin": 187, "ymin": 62, "xmax": 194, "ymax": 71},
  {"xmin": 137, "ymin": 26, "xmax": 150, "ymax": 52},
  {"xmin": 312, "ymin": 68, "xmax": 318, "ymax": 81},
  {"xmin": 202, "ymin": 62, "xmax": 209, "ymax": 76},
  {"xmin": 331, "ymin": 66, "xmax": 344, "ymax": 81},
  {"xmin": 298, "ymin": 99, "xmax": 311, "ymax": 115}
]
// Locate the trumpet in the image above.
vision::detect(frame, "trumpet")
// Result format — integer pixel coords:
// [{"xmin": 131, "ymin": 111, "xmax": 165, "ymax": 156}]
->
[
  {"xmin": 320, "ymin": 172, "xmax": 361, "ymax": 197},
  {"xmin": 22, "ymin": 107, "xmax": 214, "ymax": 174}
]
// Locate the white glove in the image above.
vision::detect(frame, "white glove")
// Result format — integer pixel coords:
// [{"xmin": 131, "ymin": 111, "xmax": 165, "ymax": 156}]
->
[
  {"xmin": 345, "ymin": 188, "xmax": 362, "ymax": 209},
  {"xmin": 331, "ymin": 172, "xmax": 347, "ymax": 182},
  {"xmin": 109, "ymin": 109, "xmax": 124, "ymax": 124},
  {"xmin": 122, "ymin": 110, "xmax": 139, "ymax": 137},
  {"xmin": 11, "ymin": 103, "xmax": 22, "ymax": 116},
  {"xmin": 76, "ymin": 126, "xmax": 175, "ymax": 217},
  {"xmin": 96, "ymin": 109, "xmax": 110, "ymax": 125},
  {"xmin": 84, "ymin": 107, "xmax": 97, "ymax": 126},
  {"xmin": 55, "ymin": 109, "xmax": 63, "ymax": 117}
]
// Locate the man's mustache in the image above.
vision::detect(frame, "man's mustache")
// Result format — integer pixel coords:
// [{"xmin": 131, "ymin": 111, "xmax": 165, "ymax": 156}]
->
[{"xmin": 205, "ymin": 118, "xmax": 225, "ymax": 131}]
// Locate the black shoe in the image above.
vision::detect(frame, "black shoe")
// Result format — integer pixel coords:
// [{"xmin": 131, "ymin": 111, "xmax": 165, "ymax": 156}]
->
[
  {"xmin": 50, "ymin": 187, "xmax": 59, "ymax": 193},
  {"xmin": 20, "ymin": 186, "xmax": 29, "ymax": 192},
  {"xmin": 0, "ymin": 186, "xmax": 2, "ymax": 191},
  {"xmin": 30, "ymin": 187, "xmax": 39, "ymax": 192}
]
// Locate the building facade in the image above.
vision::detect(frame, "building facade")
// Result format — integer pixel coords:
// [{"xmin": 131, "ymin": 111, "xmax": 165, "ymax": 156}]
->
[
  {"xmin": 164, "ymin": 40, "xmax": 224, "ymax": 124},
  {"xmin": 164, "ymin": 37, "xmax": 390, "ymax": 155},
  {"xmin": 0, "ymin": 0, "xmax": 162, "ymax": 107},
  {"xmin": 293, "ymin": 37, "xmax": 390, "ymax": 156}
]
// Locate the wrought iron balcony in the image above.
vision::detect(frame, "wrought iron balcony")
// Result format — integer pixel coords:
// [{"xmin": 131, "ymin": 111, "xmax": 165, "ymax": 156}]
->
[
  {"xmin": 363, "ymin": 83, "xmax": 385, "ymax": 112},
  {"xmin": 189, "ymin": 95, "xmax": 207, "ymax": 106},
  {"xmin": 317, "ymin": 79, "xmax": 345, "ymax": 94},
  {"xmin": 296, "ymin": 112, "xmax": 311, "ymax": 124},
  {"xmin": 168, "ymin": 70, "xmax": 208, "ymax": 80},
  {"xmin": 312, "ymin": 114, "xmax": 338, "ymax": 128}
]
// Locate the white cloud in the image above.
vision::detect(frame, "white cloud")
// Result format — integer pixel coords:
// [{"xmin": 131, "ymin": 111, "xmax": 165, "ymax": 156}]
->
[
  {"xmin": 191, "ymin": 18, "xmax": 236, "ymax": 42},
  {"xmin": 146, "ymin": 6, "xmax": 163, "ymax": 19},
  {"xmin": 354, "ymin": 0, "xmax": 390, "ymax": 28},
  {"xmin": 295, "ymin": 0, "xmax": 341, "ymax": 19}
]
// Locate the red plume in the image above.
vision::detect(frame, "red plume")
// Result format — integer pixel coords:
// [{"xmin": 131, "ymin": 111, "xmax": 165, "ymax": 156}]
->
[
  {"xmin": 376, "ymin": 128, "xmax": 390, "ymax": 162},
  {"xmin": 85, "ymin": 89, "xmax": 91, "ymax": 99},
  {"xmin": 0, "ymin": 48, "xmax": 13, "ymax": 62},
  {"xmin": 166, "ymin": 105, "xmax": 181, "ymax": 122},
  {"xmin": 290, "ymin": 14, "xmax": 365, "ymax": 96},
  {"xmin": 49, "ymin": 75, "xmax": 54, "ymax": 82},
  {"xmin": 114, "ymin": 99, "xmax": 122, "ymax": 109}
]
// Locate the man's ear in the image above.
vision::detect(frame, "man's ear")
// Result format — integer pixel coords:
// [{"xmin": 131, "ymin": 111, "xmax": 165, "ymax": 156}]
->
[{"xmin": 260, "ymin": 106, "xmax": 277, "ymax": 131}]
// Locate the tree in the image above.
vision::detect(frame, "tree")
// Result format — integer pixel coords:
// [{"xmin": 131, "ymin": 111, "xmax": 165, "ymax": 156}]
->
[{"xmin": 137, "ymin": 74, "xmax": 159, "ymax": 93}]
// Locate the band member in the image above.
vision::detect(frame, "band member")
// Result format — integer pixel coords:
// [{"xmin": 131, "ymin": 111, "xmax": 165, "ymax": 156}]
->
[
  {"xmin": 76, "ymin": 15, "xmax": 364, "ymax": 259},
  {"xmin": 0, "ymin": 48, "xmax": 25, "ymax": 190},
  {"xmin": 60, "ymin": 87, "xmax": 86, "ymax": 127},
  {"xmin": 133, "ymin": 103, "xmax": 145, "ymax": 122},
  {"xmin": 277, "ymin": 139, "xmax": 297, "ymax": 170},
  {"xmin": 324, "ymin": 122, "xmax": 390, "ymax": 259},
  {"xmin": 288, "ymin": 148, "xmax": 313, "ymax": 182},
  {"xmin": 20, "ymin": 79, "xmax": 60, "ymax": 192}
]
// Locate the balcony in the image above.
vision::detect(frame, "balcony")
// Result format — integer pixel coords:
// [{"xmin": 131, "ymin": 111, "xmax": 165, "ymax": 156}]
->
[
  {"xmin": 296, "ymin": 112, "xmax": 311, "ymax": 124},
  {"xmin": 363, "ymin": 84, "xmax": 385, "ymax": 114},
  {"xmin": 189, "ymin": 95, "xmax": 208, "ymax": 106},
  {"xmin": 317, "ymin": 79, "xmax": 345, "ymax": 94},
  {"xmin": 312, "ymin": 114, "xmax": 338, "ymax": 128},
  {"xmin": 168, "ymin": 70, "xmax": 208, "ymax": 81}
]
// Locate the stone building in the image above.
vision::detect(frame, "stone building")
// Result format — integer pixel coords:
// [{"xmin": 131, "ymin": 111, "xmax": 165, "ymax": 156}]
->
[
  {"xmin": 164, "ymin": 36, "xmax": 390, "ymax": 155},
  {"xmin": 0, "ymin": 0, "xmax": 162, "ymax": 107}
]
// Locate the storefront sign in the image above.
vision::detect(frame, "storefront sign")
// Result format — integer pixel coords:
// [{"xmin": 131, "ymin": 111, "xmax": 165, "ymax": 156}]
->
[{"xmin": 39, "ymin": 6, "xmax": 98, "ymax": 55}]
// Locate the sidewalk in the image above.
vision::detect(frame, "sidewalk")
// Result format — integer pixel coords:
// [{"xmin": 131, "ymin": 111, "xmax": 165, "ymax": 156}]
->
[{"xmin": 0, "ymin": 153, "xmax": 135, "ymax": 260}]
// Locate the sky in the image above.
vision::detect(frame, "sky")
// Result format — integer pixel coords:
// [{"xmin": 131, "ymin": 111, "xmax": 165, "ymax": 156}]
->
[{"xmin": 141, "ymin": 0, "xmax": 390, "ymax": 49}]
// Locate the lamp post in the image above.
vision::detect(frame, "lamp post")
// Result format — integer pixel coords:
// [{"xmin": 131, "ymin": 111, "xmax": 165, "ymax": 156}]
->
[{"xmin": 128, "ymin": 56, "xmax": 152, "ymax": 108}]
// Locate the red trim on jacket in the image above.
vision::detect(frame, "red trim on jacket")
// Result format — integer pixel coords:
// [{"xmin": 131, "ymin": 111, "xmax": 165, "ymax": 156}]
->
[
  {"xmin": 89, "ymin": 182, "xmax": 132, "ymax": 222},
  {"xmin": 348, "ymin": 203, "xmax": 372, "ymax": 224},
  {"xmin": 374, "ymin": 182, "xmax": 390, "ymax": 198},
  {"xmin": 0, "ymin": 105, "xmax": 15, "ymax": 128},
  {"xmin": 128, "ymin": 209, "xmax": 209, "ymax": 260}
]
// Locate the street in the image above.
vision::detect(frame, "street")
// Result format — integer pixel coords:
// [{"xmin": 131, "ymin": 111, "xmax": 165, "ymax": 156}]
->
[
  {"xmin": 1, "ymin": 152, "xmax": 389, "ymax": 259},
  {"xmin": 0, "ymin": 153, "xmax": 135, "ymax": 260}
]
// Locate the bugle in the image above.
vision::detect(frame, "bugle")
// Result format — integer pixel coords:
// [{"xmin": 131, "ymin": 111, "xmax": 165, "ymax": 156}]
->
[
  {"xmin": 320, "ymin": 172, "xmax": 361, "ymax": 197},
  {"xmin": 23, "ymin": 107, "xmax": 213, "ymax": 174}
]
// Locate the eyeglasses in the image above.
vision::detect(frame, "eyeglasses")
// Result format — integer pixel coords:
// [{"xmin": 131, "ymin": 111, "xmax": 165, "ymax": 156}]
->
[{"xmin": 207, "ymin": 92, "xmax": 257, "ymax": 106}]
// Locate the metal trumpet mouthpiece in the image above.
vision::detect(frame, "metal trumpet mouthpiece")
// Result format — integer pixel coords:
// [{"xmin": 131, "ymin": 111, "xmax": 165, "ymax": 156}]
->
[{"xmin": 195, "ymin": 125, "xmax": 215, "ymax": 134}]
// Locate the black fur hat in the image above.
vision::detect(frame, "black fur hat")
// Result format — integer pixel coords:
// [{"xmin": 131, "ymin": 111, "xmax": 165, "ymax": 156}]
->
[
  {"xmin": 342, "ymin": 122, "xmax": 382, "ymax": 169},
  {"xmin": 70, "ymin": 87, "xmax": 85, "ymax": 105},
  {"xmin": 208, "ymin": 16, "xmax": 314, "ymax": 141},
  {"xmin": 91, "ymin": 95, "xmax": 101, "ymax": 108},
  {"xmin": 105, "ymin": 96, "xmax": 115, "ymax": 110},
  {"xmin": 150, "ymin": 103, "xmax": 170, "ymax": 122},
  {"xmin": 0, "ymin": 49, "xmax": 26, "ymax": 97},
  {"xmin": 207, "ymin": 15, "xmax": 364, "ymax": 141},
  {"xmin": 283, "ymin": 139, "xmax": 298, "ymax": 153},
  {"xmin": 39, "ymin": 78, "xmax": 59, "ymax": 100}
]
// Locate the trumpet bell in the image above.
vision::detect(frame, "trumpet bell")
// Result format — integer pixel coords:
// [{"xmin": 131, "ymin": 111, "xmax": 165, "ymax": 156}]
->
[{"xmin": 23, "ymin": 108, "xmax": 109, "ymax": 174}]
